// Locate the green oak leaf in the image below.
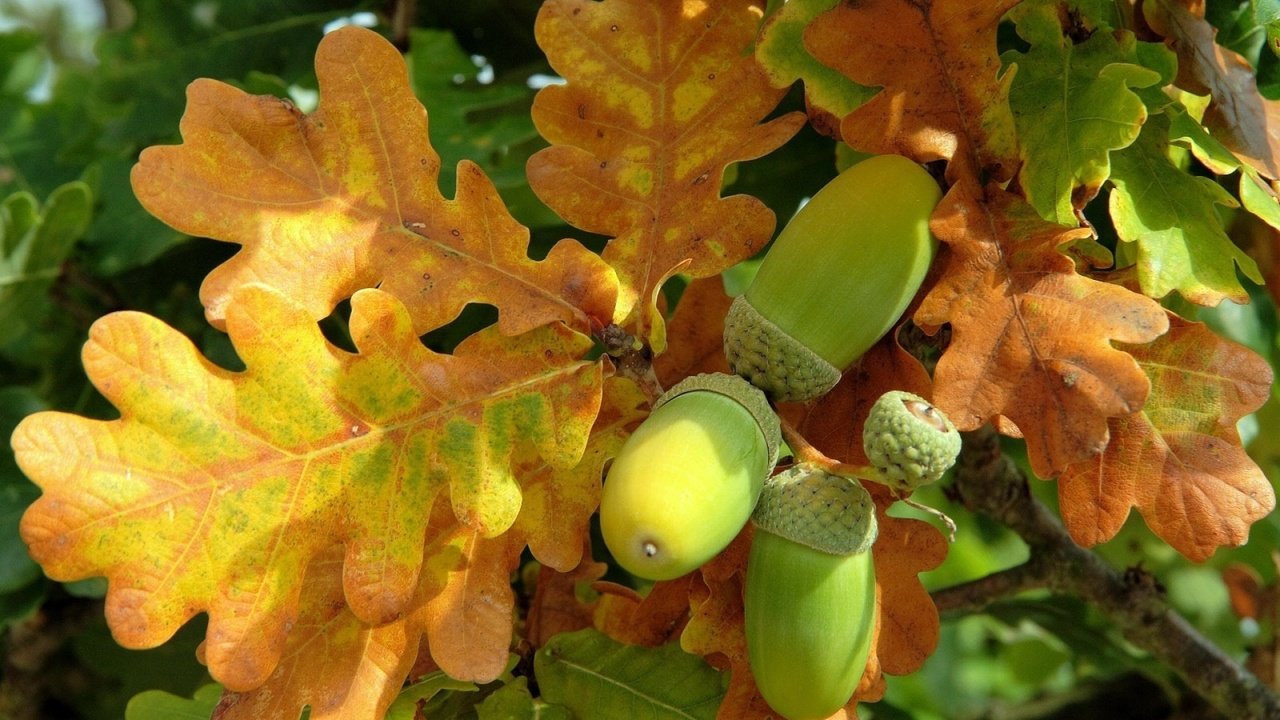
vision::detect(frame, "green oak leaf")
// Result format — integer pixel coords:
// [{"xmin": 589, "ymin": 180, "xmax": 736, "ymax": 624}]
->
[
  {"xmin": 0, "ymin": 181, "xmax": 92, "ymax": 360},
  {"xmin": 1005, "ymin": 4, "xmax": 1165, "ymax": 224},
  {"xmin": 1257, "ymin": 0, "xmax": 1280, "ymax": 58},
  {"xmin": 1168, "ymin": 104, "xmax": 1280, "ymax": 232},
  {"xmin": 407, "ymin": 28, "xmax": 558, "ymax": 229},
  {"xmin": 756, "ymin": 0, "xmax": 877, "ymax": 136},
  {"xmin": 536, "ymin": 629, "xmax": 725, "ymax": 720},
  {"xmin": 125, "ymin": 684, "xmax": 224, "ymax": 720},
  {"xmin": 1109, "ymin": 113, "xmax": 1263, "ymax": 305},
  {"xmin": 477, "ymin": 677, "xmax": 572, "ymax": 720}
]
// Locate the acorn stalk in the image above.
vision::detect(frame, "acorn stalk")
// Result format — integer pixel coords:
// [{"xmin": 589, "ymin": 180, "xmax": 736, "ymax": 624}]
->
[
  {"xmin": 725, "ymin": 154, "xmax": 942, "ymax": 402},
  {"xmin": 745, "ymin": 466, "xmax": 878, "ymax": 720},
  {"xmin": 600, "ymin": 373, "xmax": 780, "ymax": 581}
]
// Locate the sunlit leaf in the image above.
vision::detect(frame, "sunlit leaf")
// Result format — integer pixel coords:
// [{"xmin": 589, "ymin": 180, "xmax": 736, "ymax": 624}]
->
[
  {"xmin": 755, "ymin": 0, "xmax": 877, "ymax": 137},
  {"xmin": 805, "ymin": 0, "xmax": 1019, "ymax": 180},
  {"xmin": 1060, "ymin": 315, "xmax": 1275, "ymax": 561},
  {"xmin": 1145, "ymin": 0, "xmax": 1280, "ymax": 179},
  {"xmin": 132, "ymin": 26, "xmax": 617, "ymax": 337},
  {"xmin": 1109, "ymin": 113, "xmax": 1263, "ymax": 306},
  {"xmin": 15, "ymin": 284, "xmax": 603, "ymax": 691},
  {"xmin": 916, "ymin": 180, "xmax": 1169, "ymax": 477},
  {"xmin": 527, "ymin": 0, "xmax": 804, "ymax": 350},
  {"xmin": 1004, "ymin": 4, "xmax": 1165, "ymax": 224}
]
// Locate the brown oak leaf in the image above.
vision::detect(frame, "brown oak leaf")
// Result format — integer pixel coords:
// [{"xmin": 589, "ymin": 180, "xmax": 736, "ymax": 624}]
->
[
  {"xmin": 804, "ymin": 0, "xmax": 1020, "ymax": 181},
  {"xmin": 1059, "ymin": 314, "xmax": 1275, "ymax": 561},
  {"xmin": 915, "ymin": 179, "xmax": 1169, "ymax": 478}
]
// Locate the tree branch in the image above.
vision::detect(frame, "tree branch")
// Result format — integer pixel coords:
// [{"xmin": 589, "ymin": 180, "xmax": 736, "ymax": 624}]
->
[{"xmin": 944, "ymin": 425, "xmax": 1280, "ymax": 719}]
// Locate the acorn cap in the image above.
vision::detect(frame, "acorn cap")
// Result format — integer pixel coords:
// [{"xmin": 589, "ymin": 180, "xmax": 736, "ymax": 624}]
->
[
  {"xmin": 655, "ymin": 372, "xmax": 782, "ymax": 470},
  {"xmin": 751, "ymin": 465, "xmax": 878, "ymax": 556},
  {"xmin": 862, "ymin": 391, "xmax": 961, "ymax": 491},
  {"xmin": 723, "ymin": 295, "xmax": 842, "ymax": 403}
]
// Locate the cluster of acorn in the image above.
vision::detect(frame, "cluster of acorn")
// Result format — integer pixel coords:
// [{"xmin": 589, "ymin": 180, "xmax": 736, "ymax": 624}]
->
[{"xmin": 598, "ymin": 155, "xmax": 963, "ymax": 720}]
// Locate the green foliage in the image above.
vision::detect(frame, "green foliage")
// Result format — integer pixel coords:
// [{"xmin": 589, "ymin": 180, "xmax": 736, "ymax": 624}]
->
[{"xmin": 535, "ymin": 629, "xmax": 726, "ymax": 720}]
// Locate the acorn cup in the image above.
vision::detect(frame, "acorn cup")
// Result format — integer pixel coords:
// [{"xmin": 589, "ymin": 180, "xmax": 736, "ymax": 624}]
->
[
  {"xmin": 745, "ymin": 465, "xmax": 879, "ymax": 720},
  {"xmin": 599, "ymin": 373, "xmax": 781, "ymax": 581},
  {"xmin": 724, "ymin": 154, "xmax": 942, "ymax": 402},
  {"xmin": 862, "ymin": 390, "xmax": 962, "ymax": 492}
]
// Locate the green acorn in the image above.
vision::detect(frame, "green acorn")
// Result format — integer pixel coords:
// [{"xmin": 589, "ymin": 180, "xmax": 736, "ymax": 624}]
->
[
  {"xmin": 724, "ymin": 155, "xmax": 942, "ymax": 402},
  {"xmin": 600, "ymin": 373, "xmax": 781, "ymax": 581},
  {"xmin": 862, "ymin": 390, "xmax": 961, "ymax": 492},
  {"xmin": 745, "ymin": 465, "xmax": 878, "ymax": 720}
]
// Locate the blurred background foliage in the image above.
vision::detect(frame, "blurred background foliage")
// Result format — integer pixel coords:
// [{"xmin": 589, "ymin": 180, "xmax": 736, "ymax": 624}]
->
[{"xmin": 0, "ymin": 1, "xmax": 1276, "ymax": 718}]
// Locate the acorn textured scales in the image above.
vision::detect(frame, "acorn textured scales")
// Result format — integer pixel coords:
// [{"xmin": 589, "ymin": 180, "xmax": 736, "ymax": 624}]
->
[
  {"xmin": 751, "ymin": 464, "xmax": 878, "ymax": 555},
  {"xmin": 723, "ymin": 296, "xmax": 842, "ymax": 404},
  {"xmin": 863, "ymin": 390, "xmax": 961, "ymax": 491},
  {"xmin": 723, "ymin": 154, "xmax": 941, "ymax": 403},
  {"xmin": 745, "ymin": 464, "xmax": 878, "ymax": 719}
]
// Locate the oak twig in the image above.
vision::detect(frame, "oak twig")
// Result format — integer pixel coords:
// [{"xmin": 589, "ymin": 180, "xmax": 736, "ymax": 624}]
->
[{"xmin": 939, "ymin": 425, "xmax": 1280, "ymax": 719}]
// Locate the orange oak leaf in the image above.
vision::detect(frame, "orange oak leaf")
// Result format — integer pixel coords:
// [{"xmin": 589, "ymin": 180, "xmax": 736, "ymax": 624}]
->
[
  {"xmin": 915, "ymin": 180, "xmax": 1170, "ymax": 478},
  {"xmin": 678, "ymin": 529, "xmax": 776, "ymax": 720},
  {"xmin": 804, "ymin": 0, "xmax": 1019, "ymax": 181},
  {"xmin": 14, "ymin": 285, "xmax": 602, "ymax": 691},
  {"xmin": 511, "ymin": 376, "xmax": 647, "ymax": 572},
  {"xmin": 526, "ymin": 545, "xmax": 607, "ymax": 649},
  {"xmin": 211, "ymin": 532, "xmax": 450, "ymax": 720},
  {"xmin": 131, "ymin": 26, "xmax": 616, "ymax": 336},
  {"xmin": 1144, "ymin": 0, "xmax": 1280, "ymax": 179},
  {"xmin": 422, "ymin": 527, "xmax": 526, "ymax": 682},
  {"xmin": 653, "ymin": 277, "xmax": 734, "ymax": 389},
  {"xmin": 594, "ymin": 576, "xmax": 695, "ymax": 648},
  {"xmin": 527, "ymin": 0, "xmax": 805, "ymax": 350},
  {"xmin": 1059, "ymin": 314, "xmax": 1275, "ymax": 561}
]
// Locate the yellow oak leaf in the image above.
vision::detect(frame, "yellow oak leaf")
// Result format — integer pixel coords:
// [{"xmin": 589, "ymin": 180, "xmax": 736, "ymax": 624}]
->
[
  {"xmin": 14, "ymin": 284, "xmax": 602, "ymax": 691},
  {"xmin": 915, "ymin": 179, "xmax": 1170, "ymax": 477},
  {"xmin": 1060, "ymin": 314, "xmax": 1275, "ymax": 561},
  {"xmin": 804, "ymin": 0, "xmax": 1020, "ymax": 181},
  {"xmin": 512, "ymin": 376, "xmax": 647, "ymax": 572},
  {"xmin": 211, "ymin": 537, "xmax": 446, "ymax": 720},
  {"xmin": 131, "ymin": 26, "xmax": 616, "ymax": 337},
  {"xmin": 527, "ymin": 0, "xmax": 805, "ymax": 350},
  {"xmin": 423, "ymin": 527, "xmax": 525, "ymax": 682}
]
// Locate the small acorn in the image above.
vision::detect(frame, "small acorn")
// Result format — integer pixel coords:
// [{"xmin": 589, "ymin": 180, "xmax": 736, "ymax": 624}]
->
[
  {"xmin": 600, "ymin": 373, "xmax": 781, "ymax": 581},
  {"xmin": 745, "ymin": 465, "xmax": 878, "ymax": 720},
  {"xmin": 724, "ymin": 155, "xmax": 942, "ymax": 402},
  {"xmin": 863, "ymin": 390, "xmax": 961, "ymax": 492}
]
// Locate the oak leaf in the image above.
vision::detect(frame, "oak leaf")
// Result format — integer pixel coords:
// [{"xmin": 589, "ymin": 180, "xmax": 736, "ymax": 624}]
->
[
  {"xmin": 14, "ymin": 284, "xmax": 603, "ymax": 691},
  {"xmin": 1144, "ymin": 0, "xmax": 1280, "ymax": 179},
  {"xmin": 1059, "ymin": 314, "xmax": 1275, "ymax": 561},
  {"xmin": 527, "ymin": 0, "xmax": 805, "ymax": 350},
  {"xmin": 1109, "ymin": 113, "xmax": 1263, "ymax": 305},
  {"xmin": 804, "ymin": 0, "xmax": 1020, "ymax": 180},
  {"xmin": 512, "ymin": 377, "xmax": 648, "ymax": 572},
  {"xmin": 131, "ymin": 26, "xmax": 616, "ymax": 337},
  {"xmin": 915, "ymin": 180, "xmax": 1169, "ymax": 477},
  {"xmin": 212, "ymin": 541, "xmax": 443, "ymax": 720},
  {"xmin": 1004, "ymin": 5, "xmax": 1166, "ymax": 225},
  {"xmin": 755, "ymin": 0, "xmax": 878, "ymax": 138}
]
